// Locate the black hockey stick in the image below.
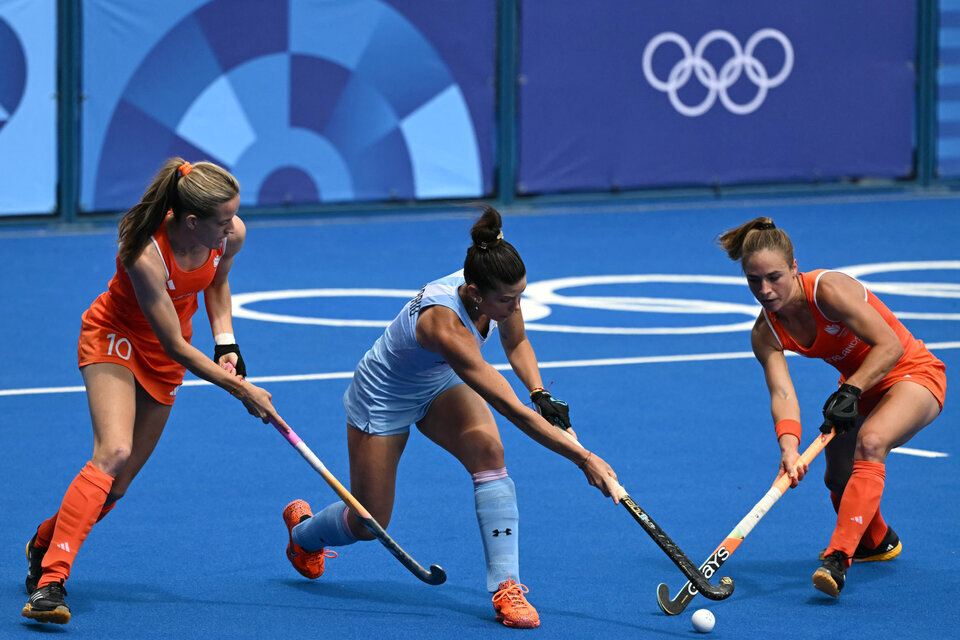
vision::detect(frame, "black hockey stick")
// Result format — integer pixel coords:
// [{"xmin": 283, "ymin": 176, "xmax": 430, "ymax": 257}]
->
[
  {"xmin": 557, "ymin": 428, "xmax": 733, "ymax": 601},
  {"xmin": 619, "ymin": 488, "xmax": 735, "ymax": 601},
  {"xmin": 656, "ymin": 430, "xmax": 835, "ymax": 614},
  {"xmin": 271, "ymin": 418, "xmax": 446, "ymax": 585}
]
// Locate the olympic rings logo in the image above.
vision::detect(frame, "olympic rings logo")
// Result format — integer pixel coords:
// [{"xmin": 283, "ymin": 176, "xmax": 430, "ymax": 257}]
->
[
  {"xmin": 642, "ymin": 29, "xmax": 794, "ymax": 117},
  {"xmin": 231, "ymin": 262, "xmax": 960, "ymax": 336}
]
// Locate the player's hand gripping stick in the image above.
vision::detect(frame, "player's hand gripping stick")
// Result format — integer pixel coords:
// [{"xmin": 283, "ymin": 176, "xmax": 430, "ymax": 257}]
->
[{"xmin": 656, "ymin": 429, "xmax": 836, "ymax": 614}]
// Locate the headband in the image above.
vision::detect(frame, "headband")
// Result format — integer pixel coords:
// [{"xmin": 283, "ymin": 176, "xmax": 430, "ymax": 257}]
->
[{"xmin": 755, "ymin": 221, "xmax": 775, "ymax": 230}]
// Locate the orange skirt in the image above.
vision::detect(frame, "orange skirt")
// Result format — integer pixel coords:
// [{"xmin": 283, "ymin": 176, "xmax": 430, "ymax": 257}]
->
[{"xmin": 77, "ymin": 310, "xmax": 186, "ymax": 406}]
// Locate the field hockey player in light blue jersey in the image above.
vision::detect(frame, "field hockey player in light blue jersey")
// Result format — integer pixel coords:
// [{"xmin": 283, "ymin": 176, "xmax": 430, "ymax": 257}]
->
[{"xmin": 281, "ymin": 205, "xmax": 622, "ymax": 629}]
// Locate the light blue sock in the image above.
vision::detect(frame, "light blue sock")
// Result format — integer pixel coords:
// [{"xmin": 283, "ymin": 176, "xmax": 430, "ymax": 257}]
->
[
  {"xmin": 474, "ymin": 473, "xmax": 520, "ymax": 592},
  {"xmin": 292, "ymin": 501, "xmax": 358, "ymax": 550}
]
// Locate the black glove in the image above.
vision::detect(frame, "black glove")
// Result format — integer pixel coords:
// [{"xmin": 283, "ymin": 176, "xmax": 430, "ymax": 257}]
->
[
  {"xmin": 214, "ymin": 343, "xmax": 246, "ymax": 378},
  {"xmin": 531, "ymin": 389, "xmax": 571, "ymax": 430},
  {"xmin": 820, "ymin": 383, "xmax": 861, "ymax": 433}
]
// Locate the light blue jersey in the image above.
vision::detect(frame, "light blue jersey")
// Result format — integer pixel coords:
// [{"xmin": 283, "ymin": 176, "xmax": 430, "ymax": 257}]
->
[{"xmin": 343, "ymin": 271, "xmax": 497, "ymax": 435}]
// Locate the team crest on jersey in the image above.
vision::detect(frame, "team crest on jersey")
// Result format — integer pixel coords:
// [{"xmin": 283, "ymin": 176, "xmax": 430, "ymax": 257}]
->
[{"xmin": 824, "ymin": 324, "xmax": 841, "ymax": 335}]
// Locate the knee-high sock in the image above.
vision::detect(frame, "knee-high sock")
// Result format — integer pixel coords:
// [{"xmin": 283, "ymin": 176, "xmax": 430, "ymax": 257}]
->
[
  {"xmin": 831, "ymin": 490, "xmax": 888, "ymax": 549},
  {"xmin": 473, "ymin": 469, "xmax": 519, "ymax": 592},
  {"xmin": 293, "ymin": 501, "xmax": 358, "ymax": 551},
  {"xmin": 35, "ymin": 499, "xmax": 117, "ymax": 549},
  {"xmin": 39, "ymin": 461, "xmax": 115, "ymax": 586},
  {"xmin": 825, "ymin": 461, "xmax": 885, "ymax": 564}
]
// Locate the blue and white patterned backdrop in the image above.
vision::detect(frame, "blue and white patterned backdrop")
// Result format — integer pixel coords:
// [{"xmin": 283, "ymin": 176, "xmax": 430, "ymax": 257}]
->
[
  {"xmin": 938, "ymin": 0, "xmax": 960, "ymax": 177},
  {"xmin": 80, "ymin": 0, "xmax": 495, "ymax": 213},
  {"xmin": 0, "ymin": 0, "xmax": 56, "ymax": 216}
]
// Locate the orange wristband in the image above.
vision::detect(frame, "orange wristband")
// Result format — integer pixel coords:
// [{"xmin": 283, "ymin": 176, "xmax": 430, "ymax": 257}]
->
[{"xmin": 774, "ymin": 418, "xmax": 802, "ymax": 442}]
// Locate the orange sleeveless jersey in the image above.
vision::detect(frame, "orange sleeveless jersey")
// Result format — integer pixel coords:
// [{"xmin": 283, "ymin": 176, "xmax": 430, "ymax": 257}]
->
[
  {"xmin": 763, "ymin": 270, "xmax": 946, "ymax": 414},
  {"xmin": 77, "ymin": 220, "xmax": 226, "ymax": 405}
]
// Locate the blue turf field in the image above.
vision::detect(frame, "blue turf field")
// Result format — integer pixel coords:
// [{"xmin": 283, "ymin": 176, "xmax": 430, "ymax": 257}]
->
[{"xmin": 2, "ymin": 193, "xmax": 958, "ymax": 639}]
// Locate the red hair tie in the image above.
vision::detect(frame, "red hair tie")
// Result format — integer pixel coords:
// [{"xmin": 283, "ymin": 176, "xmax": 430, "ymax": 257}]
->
[{"xmin": 178, "ymin": 162, "xmax": 193, "ymax": 177}]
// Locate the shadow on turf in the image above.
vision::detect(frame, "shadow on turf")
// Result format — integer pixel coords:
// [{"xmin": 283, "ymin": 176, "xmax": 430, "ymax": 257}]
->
[
  {"xmin": 710, "ymin": 557, "xmax": 901, "ymax": 604},
  {"xmin": 281, "ymin": 578, "xmax": 683, "ymax": 635}
]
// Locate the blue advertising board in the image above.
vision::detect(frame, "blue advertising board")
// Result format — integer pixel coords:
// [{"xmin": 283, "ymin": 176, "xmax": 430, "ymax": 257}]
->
[
  {"xmin": 80, "ymin": 0, "xmax": 496, "ymax": 213},
  {"xmin": 517, "ymin": 1, "xmax": 917, "ymax": 194},
  {"xmin": 0, "ymin": 1, "xmax": 57, "ymax": 216},
  {"xmin": 939, "ymin": 0, "xmax": 960, "ymax": 177}
]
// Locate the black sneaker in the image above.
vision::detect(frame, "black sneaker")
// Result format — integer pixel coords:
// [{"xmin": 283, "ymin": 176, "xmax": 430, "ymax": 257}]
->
[
  {"xmin": 818, "ymin": 526, "xmax": 902, "ymax": 563},
  {"xmin": 812, "ymin": 550, "xmax": 847, "ymax": 598},
  {"xmin": 852, "ymin": 526, "xmax": 901, "ymax": 562},
  {"xmin": 25, "ymin": 533, "xmax": 47, "ymax": 594},
  {"xmin": 21, "ymin": 580, "xmax": 70, "ymax": 625}
]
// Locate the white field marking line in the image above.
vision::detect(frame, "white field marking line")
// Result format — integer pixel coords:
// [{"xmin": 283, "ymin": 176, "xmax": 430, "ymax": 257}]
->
[
  {"xmin": 890, "ymin": 447, "xmax": 948, "ymax": 458},
  {"xmin": 3, "ymin": 341, "xmax": 958, "ymax": 397},
  {"xmin": 2, "ymin": 345, "xmax": 955, "ymax": 459}
]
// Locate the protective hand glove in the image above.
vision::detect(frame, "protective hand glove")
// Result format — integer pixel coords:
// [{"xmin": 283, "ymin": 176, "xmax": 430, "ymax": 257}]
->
[
  {"xmin": 214, "ymin": 343, "xmax": 247, "ymax": 378},
  {"xmin": 530, "ymin": 388, "xmax": 571, "ymax": 430},
  {"xmin": 820, "ymin": 383, "xmax": 861, "ymax": 433}
]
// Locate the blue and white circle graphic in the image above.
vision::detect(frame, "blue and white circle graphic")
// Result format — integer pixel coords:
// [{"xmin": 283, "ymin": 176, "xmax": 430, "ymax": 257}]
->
[
  {"xmin": 92, "ymin": 0, "xmax": 482, "ymax": 210},
  {"xmin": 0, "ymin": 17, "xmax": 27, "ymax": 132}
]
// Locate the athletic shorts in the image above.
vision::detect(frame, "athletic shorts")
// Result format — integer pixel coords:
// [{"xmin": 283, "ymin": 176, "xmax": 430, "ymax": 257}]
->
[
  {"xmin": 343, "ymin": 373, "xmax": 465, "ymax": 436},
  {"xmin": 857, "ymin": 358, "xmax": 947, "ymax": 416}
]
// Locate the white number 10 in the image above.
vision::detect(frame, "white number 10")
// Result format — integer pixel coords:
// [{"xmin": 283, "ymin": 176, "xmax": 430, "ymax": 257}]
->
[{"xmin": 106, "ymin": 333, "xmax": 132, "ymax": 360}]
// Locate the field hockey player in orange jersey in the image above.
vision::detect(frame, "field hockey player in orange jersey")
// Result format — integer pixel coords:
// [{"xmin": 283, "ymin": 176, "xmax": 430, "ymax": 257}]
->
[
  {"xmin": 717, "ymin": 217, "xmax": 946, "ymax": 598},
  {"xmin": 22, "ymin": 158, "xmax": 292, "ymax": 625}
]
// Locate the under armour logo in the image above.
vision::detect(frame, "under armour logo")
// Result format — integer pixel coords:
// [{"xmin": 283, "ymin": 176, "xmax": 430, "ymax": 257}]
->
[
  {"xmin": 824, "ymin": 324, "xmax": 842, "ymax": 335},
  {"xmin": 850, "ymin": 516, "xmax": 863, "ymax": 524},
  {"xmin": 492, "ymin": 528, "xmax": 512, "ymax": 537}
]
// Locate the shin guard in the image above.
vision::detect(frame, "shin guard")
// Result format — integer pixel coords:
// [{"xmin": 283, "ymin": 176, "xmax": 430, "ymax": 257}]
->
[{"xmin": 474, "ymin": 472, "xmax": 519, "ymax": 592}]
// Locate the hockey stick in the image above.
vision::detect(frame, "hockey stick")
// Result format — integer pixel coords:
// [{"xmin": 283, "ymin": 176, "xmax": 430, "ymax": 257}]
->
[
  {"xmin": 618, "ymin": 489, "xmax": 735, "ymax": 601},
  {"xmin": 270, "ymin": 418, "xmax": 447, "ymax": 585},
  {"xmin": 559, "ymin": 429, "xmax": 734, "ymax": 601},
  {"xmin": 656, "ymin": 429, "xmax": 836, "ymax": 615}
]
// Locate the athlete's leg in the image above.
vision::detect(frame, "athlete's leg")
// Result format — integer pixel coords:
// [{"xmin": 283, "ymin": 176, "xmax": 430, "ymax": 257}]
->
[
  {"xmin": 35, "ymin": 364, "xmax": 137, "ymax": 590},
  {"xmin": 417, "ymin": 384, "xmax": 537, "ymax": 627},
  {"xmin": 416, "ymin": 384, "xmax": 505, "ymax": 473},
  {"xmin": 30, "ymin": 376, "xmax": 170, "ymax": 590},
  {"xmin": 292, "ymin": 426, "xmax": 409, "ymax": 551},
  {"xmin": 418, "ymin": 384, "xmax": 517, "ymax": 587},
  {"xmin": 106, "ymin": 379, "xmax": 173, "ymax": 503},
  {"xmin": 417, "ymin": 384, "xmax": 513, "ymax": 588},
  {"xmin": 823, "ymin": 426, "xmax": 858, "ymax": 495},
  {"xmin": 816, "ymin": 382, "xmax": 941, "ymax": 595},
  {"xmin": 826, "ymin": 382, "xmax": 940, "ymax": 556}
]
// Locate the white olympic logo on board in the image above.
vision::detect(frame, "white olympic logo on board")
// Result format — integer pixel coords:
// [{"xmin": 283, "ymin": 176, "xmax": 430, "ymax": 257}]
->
[
  {"xmin": 642, "ymin": 29, "xmax": 794, "ymax": 117},
  {"xmin": 231, "ymin": 261, "xmax": 960, "ymax": 336}
]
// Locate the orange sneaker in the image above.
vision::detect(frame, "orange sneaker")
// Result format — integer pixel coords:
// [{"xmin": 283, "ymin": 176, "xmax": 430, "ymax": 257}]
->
[
  {"xmin": 492, "ymin": 578, "xmax": 540, "ymax": 629},
  {"xmin": 283, "ymin": 500, "xmax": 336, "ymax": 579}
]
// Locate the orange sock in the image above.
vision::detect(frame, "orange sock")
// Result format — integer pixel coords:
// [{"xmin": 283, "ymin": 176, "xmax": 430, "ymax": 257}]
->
[
  {"xmin": 825, "ymin": 461, "xmax": 885, "ymax": 565},
  {"xmin": 863, "ymin": 505, "xmax": 888, "ymax": 548},
  {"xmin": 38, "ymin": 462, "xmax": 115, "ymax": 587},
  {"xmin": 36, "ymin": 496, "xmax": 118, "ymax": 549},
  {"xmin": 830, "ymin": 490, "xmax": 888, "ymax": 549}
]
